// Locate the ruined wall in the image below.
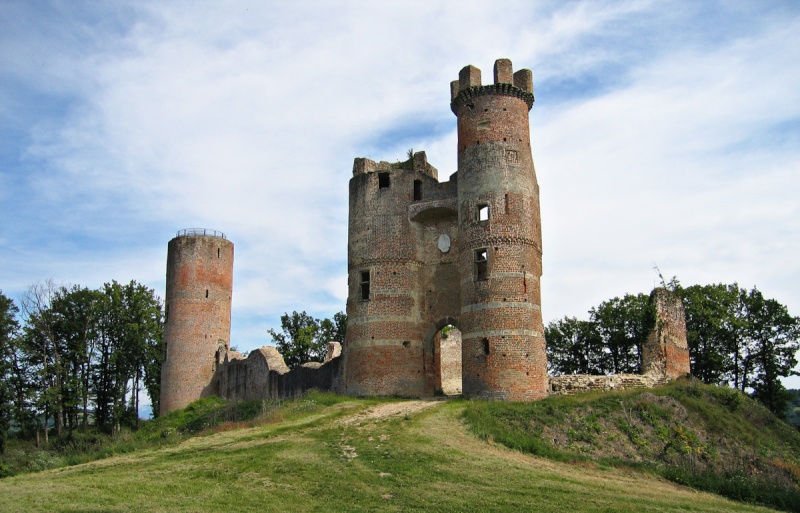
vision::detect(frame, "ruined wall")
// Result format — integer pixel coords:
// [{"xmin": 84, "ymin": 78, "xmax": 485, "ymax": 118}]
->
[
  {"xmin": 642, "ymin": 288, "xmax": 691, "ymax": 380},
  {"xmin": 218, "ymin": 342, "xmax": 343, "ymax": 401},
  {"xmin": 160, "ymin": 230, "xmax": 233, "ymax": 415},
  {"xmin": 549, "ymin": 288, "xmax": 689, "ymax": 396}
]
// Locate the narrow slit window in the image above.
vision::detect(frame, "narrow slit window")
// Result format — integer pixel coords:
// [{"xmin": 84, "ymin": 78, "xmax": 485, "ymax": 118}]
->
[
  {"xmin": 478, "ymin": 204, "xmax": 490, "ymax": 222},
  {"xmin": 504, "ymin": 194, "xmax": 509, "ymax": 214},
  {"xmin": 218, "ymin": 248, "xmax": 220, "ymax": 258},
  {"xmin": 205, "ymin": 289, "xmax": 209, "ymax": 298},
  {"xmin": 475, "ymin": 248, "xmax": 488, "ymax": 281},
  {"xmin": 482, "ymin": 338, "xmax": 490, "ymax": 355},
  {"xmin": 413, "ymin": 179, "xmax": 422, "ymax": 201},
  {"xmin": 360, "ymin": 271, "xmax": 371, "ymax": 300},
  {"xmin": 378, "ymin": 172, "xmax": 390, "ymax": 189}
]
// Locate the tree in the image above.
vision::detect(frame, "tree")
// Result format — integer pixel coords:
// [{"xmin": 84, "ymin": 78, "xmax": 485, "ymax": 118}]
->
[
  {"xmin": 742, "ymin": 288, "xmax": 800, "ymax": 416},
  {"xmin": 678, "ymin": 284, "xmax": 740, "ymax": 385},
  {"xmin": 19, "ymin": 279, "xmax": 61, "ymax": 443},
  {"xmin": 545, "ymin": 317, "xmax": 605, "ymax": 375},
  {"xmin": 268, "ymin": 311, "xmax": 322, "ymax": 368},
  {"xmin": 0, "ymin": 291, "xmax": 20, "ymax": 454},
  {"xmin": 317, "ymin": 311, "xmax": 347, "ymax": 346},
  {"xmin": 590, "ymin": 293, "xmax": 651, "ymax": 374},
  {"xmin": 267, "ymin": 311, "xmax": 346, "ymax": 368}
]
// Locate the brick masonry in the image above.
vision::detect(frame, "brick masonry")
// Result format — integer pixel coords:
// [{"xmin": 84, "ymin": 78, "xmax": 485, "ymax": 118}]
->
[
  {"xmin": 160, "ymin": 232, "xmax": 234, "ymax": 415},
  {"xmin": 342, "ymin": 59, "xmax": 546, "ymax": 400},
  {"xmin": 550, "ymin": 288, "xmax": 690, "ymax": 396},
  {"xmin": 160, "ymin": 59, "xmax": 692, "ymax": 410}
]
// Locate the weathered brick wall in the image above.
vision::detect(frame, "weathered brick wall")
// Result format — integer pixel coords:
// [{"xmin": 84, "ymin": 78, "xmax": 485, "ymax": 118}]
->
[
  {"xmin": 343, "ymin": 152, "xmax": 463, "ymax": 397},
  {"xmin": 550, "ymin": 288, "xmax": 689, "ymax": 396},
  {"xmin": 642, "ymin": 288, "xmax": 691, "ymax": 379},
  {"xmin": 342, "ymin": 59, "xmax": 546, "ymax": 400},
  {"xmin": 550, "ymin": 372, "xmax": 667, "ymax": 395},
  {"xmin": 453, "ymin": 60, "xmax": 547, "ymax": 401},
  {"xmin": 160, "ymin": 232, "xmax": 233, "ymax": 415}
]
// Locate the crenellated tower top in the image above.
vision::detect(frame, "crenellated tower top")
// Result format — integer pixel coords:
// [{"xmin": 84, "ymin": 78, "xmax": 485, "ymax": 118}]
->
[{"xmin": 450, "ymin": 58, "xmax": 534, "ymax": 113}]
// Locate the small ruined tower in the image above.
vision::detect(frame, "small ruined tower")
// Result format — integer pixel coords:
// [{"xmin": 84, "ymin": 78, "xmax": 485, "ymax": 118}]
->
[
  {"xmin": 452, "ymin": 59, "xmax": 547, "ymax": 400},
  {"xmin": 642, "ymin": 288, "xmax": 691, "ymax": 380},
  {"xmin": 160, "ymin": 229, "xmax": 234, "ymax": 415}
]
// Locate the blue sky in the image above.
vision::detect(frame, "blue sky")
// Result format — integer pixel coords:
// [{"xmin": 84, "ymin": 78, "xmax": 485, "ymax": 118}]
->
[{"xmin": 2, "ymin": 1, "xmax": 799, "ymax": 385}]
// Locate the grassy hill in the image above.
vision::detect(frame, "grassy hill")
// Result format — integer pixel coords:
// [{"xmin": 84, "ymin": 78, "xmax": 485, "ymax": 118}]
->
[{"xmin": 0, "ymin": 384, "xmax": 797, "ymax": 512}]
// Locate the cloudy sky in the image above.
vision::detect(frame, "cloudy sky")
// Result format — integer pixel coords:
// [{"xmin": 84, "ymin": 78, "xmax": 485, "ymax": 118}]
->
[{"xmin": 2, "ymin": 1, "xmax": 799, "ymax": 382}]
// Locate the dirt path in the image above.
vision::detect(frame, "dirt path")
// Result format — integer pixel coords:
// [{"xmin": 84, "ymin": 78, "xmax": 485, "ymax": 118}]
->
[{"xmin": 335, "ymin": 398, "xmax": 446, "ymax": 426}]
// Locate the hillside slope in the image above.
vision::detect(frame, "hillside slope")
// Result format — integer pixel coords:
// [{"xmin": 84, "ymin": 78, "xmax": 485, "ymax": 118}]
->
[
  {"xmin": 0, "ymin": 392, "xmax": 783, "ymax": 512},
  {"xmin": 465, "ymin": 380, "xmax": 800, "ymax": 511}
]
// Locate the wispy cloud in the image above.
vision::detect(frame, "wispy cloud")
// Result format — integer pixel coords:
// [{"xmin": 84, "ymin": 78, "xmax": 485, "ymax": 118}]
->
[{"xmin": 1, "ymin": 1, "xmax": 798, "ymax": 366}]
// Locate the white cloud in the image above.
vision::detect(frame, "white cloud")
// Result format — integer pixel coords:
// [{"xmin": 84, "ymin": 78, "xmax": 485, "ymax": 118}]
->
[{"xmin": 1, "ymin": 1, "xmax": 799, "ymax": 371}]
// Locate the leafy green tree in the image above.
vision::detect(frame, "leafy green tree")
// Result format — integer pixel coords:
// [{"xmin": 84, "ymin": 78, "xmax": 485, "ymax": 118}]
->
[
  {"xmin": 742, "ymin": 287, "xmax": 800, "ymax": 416},
  {"xmin": 678, "ymin": 284, "xmax": 741, "ymax": 385},
  {"xmin": 50, "ymin": 285, "xmax": 104, "ymax": 431},
  {"xmin": 19, "ymin": 280, "xmax": 61, "ymax": 443},
  {"xmin": 0, "ymin": 291, "xmax": 20, "ymax": 453},
  {"xmin": 590, "ymin": 293, "xmax": 651, "ymax": 374},
  {"xmin": 268, "ymin": 311, "xmax": 322, "ymax": 368},
  {"xmin": 545, "ymin": 317, "xmax": 605, "ymax": 375},
  {"xmin": 317, "ymin": 311, "xmax": 347, "ymax": 346},
  {"xmin": 268, "ymin": 311, "xmax": 346, "ymax": 368}
]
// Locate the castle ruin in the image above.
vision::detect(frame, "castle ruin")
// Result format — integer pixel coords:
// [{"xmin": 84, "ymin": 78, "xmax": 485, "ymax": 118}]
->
[{"xmin": 159, "ymin": 59, "xmax": 690, "ymax": 415}]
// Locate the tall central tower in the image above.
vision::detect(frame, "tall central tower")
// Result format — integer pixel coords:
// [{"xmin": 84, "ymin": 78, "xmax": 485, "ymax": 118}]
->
[{"xmin": 452, "ymin": 59, "xmax": 547, "ymax": 400}]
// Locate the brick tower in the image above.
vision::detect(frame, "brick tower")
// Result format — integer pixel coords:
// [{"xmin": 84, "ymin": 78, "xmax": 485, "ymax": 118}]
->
[
  {"xmin": 342, "ymin": 58, "xmax": 546, "ymax": 401},
  {"xmin": 342, "ymin": 153, "xmax": 443, "ymax": 397},
  {"xmin": 452, "ymin": 59, "xmax": 547, "ymax": 400},
  {"xmin": 160, "ymin": 229, "xmax": 234, "ymax": 414}
]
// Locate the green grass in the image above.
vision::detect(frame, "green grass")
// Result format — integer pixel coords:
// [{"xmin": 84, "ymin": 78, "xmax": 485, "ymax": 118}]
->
[
  {"xmin": 463, "ymin": 380, "xmax": 800, "ymax": 512},
  {"xmin": 0, "ymin": 391, "xmax": 784, "ymax": 512}
]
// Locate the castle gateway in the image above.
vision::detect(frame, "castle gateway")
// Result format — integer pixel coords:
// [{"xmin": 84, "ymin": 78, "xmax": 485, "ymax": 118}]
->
[{"xmin": 341, "ymin": 59, "xmax": 547, "ymax": 400}]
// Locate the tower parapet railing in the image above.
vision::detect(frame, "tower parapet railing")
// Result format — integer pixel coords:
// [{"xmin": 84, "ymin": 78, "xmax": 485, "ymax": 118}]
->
[{"xmin": 176, "ymin": 228, "xmax": 227, "ymax": 239}]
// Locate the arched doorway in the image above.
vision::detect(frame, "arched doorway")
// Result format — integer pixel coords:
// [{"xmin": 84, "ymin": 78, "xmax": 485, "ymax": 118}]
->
[{"xmin": 424, "ymin": 317, "xmax": 462, "ymax": 396}]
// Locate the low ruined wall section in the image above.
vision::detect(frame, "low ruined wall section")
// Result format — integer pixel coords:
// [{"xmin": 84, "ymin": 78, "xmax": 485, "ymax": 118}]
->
[
  {"xmin": 549, "ymin": 288, "xmax": 690, "ymax": 396},
  {"xmin": 217, "ymin": 342, "xmax": 342, "ymax": 401}
]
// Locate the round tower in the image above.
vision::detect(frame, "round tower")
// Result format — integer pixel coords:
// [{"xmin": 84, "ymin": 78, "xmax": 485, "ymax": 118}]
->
[
  {"xmin": 452, "ymin": 59, "xmax": 547, "ymax": 400},
  {"xmin": 160, "ymin": 228, "xmax": 234, "ymax": 415},
  {"xmin": 342, "ymin": 158, "xmax": 431, "ymax": 397}
]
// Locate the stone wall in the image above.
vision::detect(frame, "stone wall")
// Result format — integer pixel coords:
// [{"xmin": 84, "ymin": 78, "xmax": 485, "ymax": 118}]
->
[
  {"xmin": 549, "ymin": 288, "xmax": 689, "ymax": 396},
  {"xmin": 217, "ymin": 342, "xmax": 342, "ymax": 401}
]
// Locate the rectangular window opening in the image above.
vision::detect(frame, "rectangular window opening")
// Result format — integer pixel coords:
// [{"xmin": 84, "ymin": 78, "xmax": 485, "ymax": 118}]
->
[
  {"xmin": 504, "ymin": 194, "xmax": 509, "ymax": 214},
  {"xmin": 478, "ymin": 204, "xmax": 490, "ymax": 222},
  {"xmin": 413, "ymin": 179, "xmax": 422, "ymax": 201},
  {"xmin": 360, "ymin": 271, "xmax": 371, "ymax": 300},
  {"xmin": 475, "ymin": 248, "xmax": 488, "ymax": 281},
  {"xmin": 378, "ymin": 172, "xmax": 390, "ymax": 189}
]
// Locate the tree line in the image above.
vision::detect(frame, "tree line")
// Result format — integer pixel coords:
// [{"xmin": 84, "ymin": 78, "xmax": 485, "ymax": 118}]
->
[
  {"xmin": 0, "ymin": 280, "xmax": 163, "ymax": 453},
  {"xmin": 545, "ymin": 281, "xmax": 800, "ymax": 416}
]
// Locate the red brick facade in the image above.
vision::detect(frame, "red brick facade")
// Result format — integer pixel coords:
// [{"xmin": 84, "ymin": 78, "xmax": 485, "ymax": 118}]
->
[
  {"xmin": 160, "ymin": 231, "xmax": 233, "ymax": 414},
  {"xmin": 342, "ymin": 59, "xmax": 548, "ymax": 400}
]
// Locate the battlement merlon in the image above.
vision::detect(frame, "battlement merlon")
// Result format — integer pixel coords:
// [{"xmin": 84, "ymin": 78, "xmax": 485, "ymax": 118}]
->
[
  {"xmin": 450, "ymin": 58, "xmax": 534, "ymax": 113},
  {"xmin": 352, "ymin": 151, "xmax": 438, "ymax": 180}
]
